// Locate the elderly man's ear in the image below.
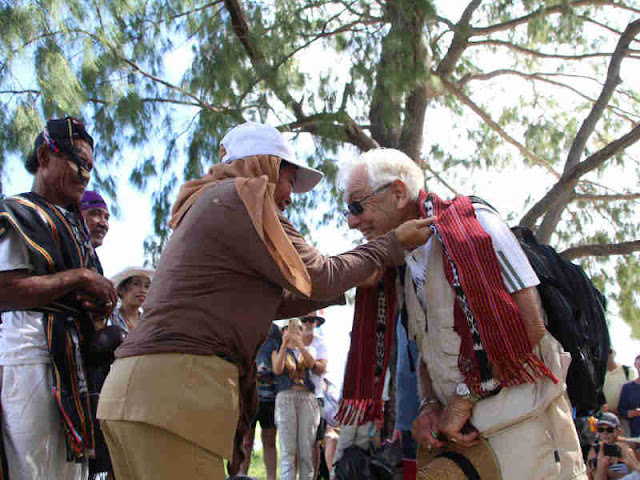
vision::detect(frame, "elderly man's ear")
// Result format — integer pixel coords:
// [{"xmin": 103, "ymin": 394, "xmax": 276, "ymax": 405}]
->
[{"xmin": 390, "ymin": 180, "xmax": 411, "ymax": 209}]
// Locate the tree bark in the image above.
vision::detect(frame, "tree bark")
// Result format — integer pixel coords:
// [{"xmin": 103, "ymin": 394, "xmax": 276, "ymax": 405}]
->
[{"xmin": 561, "ymin": 241, "xmax": 640, "ymax": 260}]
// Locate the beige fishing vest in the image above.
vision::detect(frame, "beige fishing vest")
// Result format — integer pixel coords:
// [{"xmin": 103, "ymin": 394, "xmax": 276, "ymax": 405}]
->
[{"xmin": 405, "ymin": 240, "xmax": 586, "ymax": 479}]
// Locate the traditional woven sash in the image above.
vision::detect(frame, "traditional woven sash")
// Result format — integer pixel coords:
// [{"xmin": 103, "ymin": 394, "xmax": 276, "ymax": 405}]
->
[
  {"xmin": 420, "ymin": 192, "xmax": 557, "ymax": 394},
  {"xmin": 0, "ymin": 193, "xmax": 100, "ymax": 462},
  {"xmin": 336, "ymin": 269, "xmax": 396, "ymax": 425}
]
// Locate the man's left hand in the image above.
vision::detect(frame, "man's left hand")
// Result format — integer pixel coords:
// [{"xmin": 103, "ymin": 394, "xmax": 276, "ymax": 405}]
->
[{"xmin": 439, "ymin": 396, "xmax": 479, "ymax": 447}]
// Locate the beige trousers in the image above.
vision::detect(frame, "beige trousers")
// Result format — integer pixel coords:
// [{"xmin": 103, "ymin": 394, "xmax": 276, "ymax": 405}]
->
[
  {"xmin": 97, "ymin": 354, "xmax": 240, "ymax": 480},
  {"xmin": 101, "ymin": 419, "xmax": 225, "ymax": 480},
  {"xmin": 485, "ymin": 394, "xmax": 587, "ymax": 480}
]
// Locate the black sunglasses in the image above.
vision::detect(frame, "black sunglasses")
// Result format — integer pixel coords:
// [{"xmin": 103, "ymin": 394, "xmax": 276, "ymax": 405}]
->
[
  {"xmin": 300, "ymin": 317, "xmax": 316, "ymax": 324},
  {"xmin": 343, "ymin": 183, "xmax": 393, "ymax": 217},
  {"xmin": 597, "ymin": 426, "xmax": 615, "ymax": 433}
]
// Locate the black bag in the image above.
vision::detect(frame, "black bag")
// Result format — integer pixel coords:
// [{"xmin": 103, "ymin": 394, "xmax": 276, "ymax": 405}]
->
[
  {"xmin": 333, "ymin": 444, "xmax": 402, "ymax": 480},
  {"xmin": 371, "ymin": 443, "xmax": 403, "ymax": 480},
  {"xmin": 334, "ymin": 446, "xmax": 373, "ymax": 480},
  {"xmin": 511, "ymin": 226, "xmax": 611, "ymax": 412}
]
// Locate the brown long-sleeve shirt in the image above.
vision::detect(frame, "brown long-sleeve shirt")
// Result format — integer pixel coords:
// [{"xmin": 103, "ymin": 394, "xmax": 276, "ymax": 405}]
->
[{"xmin": 116, "ymin": 178, "xmax": 404, "ymax": 370}]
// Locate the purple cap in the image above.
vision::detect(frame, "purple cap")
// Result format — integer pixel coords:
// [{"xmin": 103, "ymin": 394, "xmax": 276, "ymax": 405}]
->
[{"xmin": 80, "ymin": 190, "xmax": 108, "ymax": 212}]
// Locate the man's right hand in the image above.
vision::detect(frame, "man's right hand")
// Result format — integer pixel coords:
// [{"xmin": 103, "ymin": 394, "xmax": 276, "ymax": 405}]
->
[
  {"xmin": 412, "ymin": 403, "xmax": 446, "ymax": 450},
  {"xmin": 76, "ymin": 269, "xmax": 117, "ymax": 316},
  {"xmin": 395, "ymin": 217, "xmax": 436, "ymax": 251},
  {"xmin": 438, "ymin": 396, "xmax": 479, "ymax": 448}
]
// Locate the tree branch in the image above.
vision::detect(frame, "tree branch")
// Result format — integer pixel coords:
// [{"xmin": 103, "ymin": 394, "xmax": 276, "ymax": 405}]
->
[
  {"xmin": 275, "ymin": 18, "xmax": 378, "ymax": 71},
  {"xmin": 420, "ymin": 159, "xmax": 460, "ymax": 196},
  {"xmin": 223, "ymin": 0, "xmax": 304, "ymax": 119},
  {"xmin": 471, "ymin": 0, "xmax": 635, "ymax": 36},
  {"xmin": 0, "ymin": 89, "xmax": 40, "ymax": 95},
  {"xmin": 468, "ymin": 40, "xmax": 616, "ymax": 60},
  {"xmin": 285, "ymin": 113, "xmax": 379, "ymax": 152},
  {"xmin": 535, "ymin": 18, "xmax": 640, "ymax": 241},
  {"xmin": 438, "ymin": 75, "xmax": 561, "ymax": 178},
  {"xmin": 463, "ymin": 69, "xmax": 640, "ymax": 124},
  {"xmin": 434, "ymin": 15, "xmax": 455, "ymax": 30},
  {"xmin": 17, "ymin": 28, "xmax": 227, "ymax": 114},
  {"xmin": 435, "ymin": 0, "xmax": 483, "ymax": 78},
  {"xmin": 223, "ymin": 0, "xmax": 378, "ymax": 149},
  {"xmin": 520, "ymin": 123, "xmax": 640, "ymax": 228},
  {"xmin": 118, "ymin": 56, "xmax": 229, "ymax": 113},
  {"xmin": 561, "ymin": 240, "xmax": 640, "ymax": 260},
  {"xmin": 573, "ymin": 192, "xmax": 640, "ymax": 202},
  {"xmin": 576, "ymin": 14, "xmax": 640, "ymax": 43},
  {"xmin": 565, "ymin": 19, "xmax": 640, "ymax": 173},
  {"xmin": 168, "ymin": 1, "xmax": 223, "ymax": 21},
  {"xmin": 575, "ymin": 125, "xmax": 640, "ymax": 176}
]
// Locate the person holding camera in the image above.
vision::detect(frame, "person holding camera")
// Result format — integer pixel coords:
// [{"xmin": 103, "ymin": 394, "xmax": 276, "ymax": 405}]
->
[
  {"xmin": 593, "ymin": 441, "xmax": 640, "ymax": 480},
  {"xmin": 272, "ymin": 318, "xmax": 320, "ymax": 480},
  {"xmin": 587, "ymin": 413, "xmax": 633, "ymax": 479}
]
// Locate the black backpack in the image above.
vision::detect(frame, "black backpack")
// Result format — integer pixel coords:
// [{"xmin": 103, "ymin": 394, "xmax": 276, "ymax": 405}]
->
[{"xmin": 511, "ymin": 226, "xmax": 611, "ymax": 412}]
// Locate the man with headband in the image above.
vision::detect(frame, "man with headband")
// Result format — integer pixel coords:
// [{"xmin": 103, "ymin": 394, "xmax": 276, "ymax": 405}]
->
[
  {"xmin": 0, "ymin": 117, "xmax": 116, "ymax": 479},
  {"xmin": 97, "ymin": 122, "xmax": 435, "ymax": 480},
  {"xmin": 81, "ymin": 190, "xmax": 110, "ymax": 249}
]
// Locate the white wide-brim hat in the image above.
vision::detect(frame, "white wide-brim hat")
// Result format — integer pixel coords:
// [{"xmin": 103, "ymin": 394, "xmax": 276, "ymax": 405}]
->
[
  {"xmin": 221, "ymin": 122, "xmax": 324, "ymax": 194},
  {"xmin": 110, "ymin": 267, "xmax": 154, "ymax": 290}
]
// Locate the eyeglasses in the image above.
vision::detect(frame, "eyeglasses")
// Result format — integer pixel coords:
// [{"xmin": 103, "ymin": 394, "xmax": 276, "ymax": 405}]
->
[
  {"xmin": 343, "ymin": 183, "xmax": 393, "ymax": 217},
  {"xmin": 597, "ymin": 426, "xmax": 615, "ymax": 433},
  {"xmin": 300, "ymin": 317, "xmax": 316, "ymax": 324}
]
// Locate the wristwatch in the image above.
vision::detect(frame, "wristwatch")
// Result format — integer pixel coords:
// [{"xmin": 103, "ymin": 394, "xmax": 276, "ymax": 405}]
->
[
  {"xmin": 455, "ymin": 382, "xmax": 481, "ymax": 403},
  {"xmin": 418, "ymin": 396, "xmax": 440, "ymax": 414}
]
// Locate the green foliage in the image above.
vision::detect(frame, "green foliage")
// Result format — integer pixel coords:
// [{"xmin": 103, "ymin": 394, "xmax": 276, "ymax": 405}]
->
[{"xmin": 35, "ymin": 41, "xmax": 85, "ymax": 116}]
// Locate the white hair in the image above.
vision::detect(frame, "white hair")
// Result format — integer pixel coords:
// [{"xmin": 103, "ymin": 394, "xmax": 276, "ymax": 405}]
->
[{"xmin": 338, "ymin": 148, "xmax": 425, "ymax": 200}]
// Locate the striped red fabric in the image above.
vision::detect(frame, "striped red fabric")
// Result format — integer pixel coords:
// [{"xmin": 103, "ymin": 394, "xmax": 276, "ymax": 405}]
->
[
  {"xmin": 336, "ymin": 270, "xmax": 397, "ymax": 425},
  {"xmin": 422, "ymin": 192, "xmax": 557, "ymax": 393}
]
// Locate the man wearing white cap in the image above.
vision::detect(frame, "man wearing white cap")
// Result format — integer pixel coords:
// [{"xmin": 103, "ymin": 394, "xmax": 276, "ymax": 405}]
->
[{"xmin": 97, "ymin": 122, "xmax": 436, "ymax": 480}]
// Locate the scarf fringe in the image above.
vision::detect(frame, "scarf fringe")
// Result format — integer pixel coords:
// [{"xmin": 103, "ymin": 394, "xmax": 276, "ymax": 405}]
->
[
  {"xmin": 335, "ymin": 398, "xmax": 384, "ymax": 426},
  {"xmin": 461, "ymin": 351, "xmax": 559, "ymax": 393}
]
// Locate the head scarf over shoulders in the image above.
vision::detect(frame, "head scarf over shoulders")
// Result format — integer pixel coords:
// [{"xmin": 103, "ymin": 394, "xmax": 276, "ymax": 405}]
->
[{"xmin": 170, "ymin": 146, "xmax": 312, "ymax": 298}]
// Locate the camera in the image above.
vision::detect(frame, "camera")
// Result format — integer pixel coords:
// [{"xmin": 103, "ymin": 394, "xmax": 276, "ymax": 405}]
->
[
  {"xmin": 287, "ymin": 317, "xmax": 301, "ymax": 336},
  {"xmin": 603, "ymin": 443, "xmax": 622, "ymax": 458}
]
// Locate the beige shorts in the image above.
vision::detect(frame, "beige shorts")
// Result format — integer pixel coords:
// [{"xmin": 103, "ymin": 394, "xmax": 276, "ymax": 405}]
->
[
  {"xmin": 98, "ymin": 353, "xmax": 240, "ymax": 478},
  {"xmin": 101, "ymin": 419, "xmax": 225, "ymax": 480}
]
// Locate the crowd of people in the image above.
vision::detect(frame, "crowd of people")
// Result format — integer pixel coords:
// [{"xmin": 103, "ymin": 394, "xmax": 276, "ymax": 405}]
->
[{"xmin": 0, "ymin": 116, "xmax": 634, "ymax": 480}]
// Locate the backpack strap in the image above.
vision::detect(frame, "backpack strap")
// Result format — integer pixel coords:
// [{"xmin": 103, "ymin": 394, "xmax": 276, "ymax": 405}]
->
[{"xmin": 468, "ymin": 195, "xmax": 499, "ymax": 214}]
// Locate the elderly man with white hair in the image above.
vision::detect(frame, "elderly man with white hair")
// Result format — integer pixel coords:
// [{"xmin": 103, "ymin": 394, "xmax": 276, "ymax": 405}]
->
[{"xmin": 337, "ymin": 148, "xmax": 587, "ymax": 480}]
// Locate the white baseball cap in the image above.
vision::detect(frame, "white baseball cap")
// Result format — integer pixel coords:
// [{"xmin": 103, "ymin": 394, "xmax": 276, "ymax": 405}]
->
[{"xmin": 221, "ymin": 122, "xmax": 324, "ymax": 193}]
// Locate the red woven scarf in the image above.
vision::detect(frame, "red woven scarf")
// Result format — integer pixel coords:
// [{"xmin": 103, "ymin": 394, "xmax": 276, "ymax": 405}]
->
[
  {"xmin": 335, "ymin": 269, "xmax": 396, "ymax": 425},
  {"xmin": 421, "ymin": 192, "xmax": 557, "ymax": 392}
]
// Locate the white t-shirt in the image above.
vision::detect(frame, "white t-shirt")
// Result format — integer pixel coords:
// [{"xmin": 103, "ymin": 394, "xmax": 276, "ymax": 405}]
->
[
  {"xmin": 306, "ymin": 335, "xmax": 328, "ymax": 399},
  {"xmin": 0, "ymin": 227, "xmax": 50, "ymax": 365},
  {"xmin": 405, "ymin": 204, "xmax": 539, "ymax": 309}
]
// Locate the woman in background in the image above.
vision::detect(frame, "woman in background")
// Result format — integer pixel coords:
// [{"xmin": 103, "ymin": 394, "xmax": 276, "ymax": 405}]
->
[{"xmin": 273, "ymin": 318, "xmax": 319, "ymax": 480}]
